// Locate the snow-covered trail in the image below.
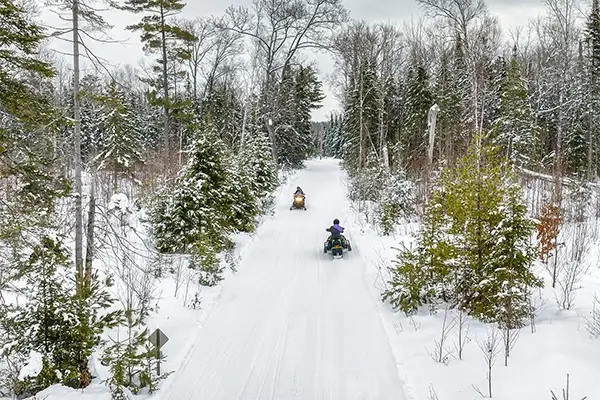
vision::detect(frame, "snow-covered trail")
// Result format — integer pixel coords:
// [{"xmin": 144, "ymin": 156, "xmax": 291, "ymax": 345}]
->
[{"xmin": 157, "ymin": 159, "xmax": 407, "ymax": 400}]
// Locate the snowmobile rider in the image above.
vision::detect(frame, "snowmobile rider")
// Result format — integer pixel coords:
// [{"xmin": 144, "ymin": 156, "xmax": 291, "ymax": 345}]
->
[
  {"xmin": 325, "ymin": 219, "xmax": 347, "ymax": 248},
  {"xmin": 294, "ymin": 186, "xmax": 304, "ymax": 196}
]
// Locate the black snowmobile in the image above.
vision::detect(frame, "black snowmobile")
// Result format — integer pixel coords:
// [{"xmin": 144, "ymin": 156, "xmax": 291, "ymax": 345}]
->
[
  {"xmin": 323, "ymin": 220, "xmax": 352, "ymax": 258},
  {"xmin": 290, "ymin": 186, "xmax": 307, "ymax": 210}
]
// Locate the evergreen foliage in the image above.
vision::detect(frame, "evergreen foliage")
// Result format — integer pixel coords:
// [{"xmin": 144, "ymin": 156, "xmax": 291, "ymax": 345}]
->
[
  {"xmin": 494, "ymin": 49, "xmax": 540, "ymax": 168},
  {"xmin": 4, "ymin": 237, "xmax": 120, "ymax": 395},
  {"xmin": 93, "ymin": 80, "xmax": 144, "ymax": 185},
  {"xmin": 403, "ymin": 64, "xmax": 433, "ymax": 165},
  {"xmin": 383, "ymin": 138, "xmax": 542, "ymax": 324}
]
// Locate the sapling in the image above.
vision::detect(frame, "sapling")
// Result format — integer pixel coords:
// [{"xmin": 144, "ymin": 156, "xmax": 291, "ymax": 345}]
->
[
  {"xmin": 454, "ymin": 308, "xmax": 470, "ymax": 360},
  {"xmin": 427, "ymin": 384, "xmax": 440, "ymax": 400},
  {"xmin": 550, "ymin": 374, "xmax": 587, "ymax": 400},
  {"xmin": 428, "ymin": 303, "xmax": 456, "ymax": 364},
  {"xmin": 501, "ymin": 326, "xmax": 520, "ymax": 366},
  {"xmin": 473, "ymin": 328, "xmax": 501, "ymax": 398}
]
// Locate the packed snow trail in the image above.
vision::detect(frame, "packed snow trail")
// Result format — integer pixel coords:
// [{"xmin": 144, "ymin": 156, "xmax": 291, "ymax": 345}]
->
[{"xmin": 157, "ymin": 159, "xmax": 407, "ymax": 400}]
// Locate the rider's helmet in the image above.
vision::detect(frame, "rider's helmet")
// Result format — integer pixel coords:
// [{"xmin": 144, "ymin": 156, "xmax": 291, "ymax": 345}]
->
[
  {"xmin": 333, "ymin": 218, "xmax": 339, "ymax": 225},
  {"xmin": 297, "ymin": 186, "xmax": 301, "ymax": 191}
]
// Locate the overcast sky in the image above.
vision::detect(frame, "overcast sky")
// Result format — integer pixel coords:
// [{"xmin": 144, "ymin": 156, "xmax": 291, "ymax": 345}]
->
[{"xmin": 40, "ymin": 0, "xmax": 546, "ymax": 120}]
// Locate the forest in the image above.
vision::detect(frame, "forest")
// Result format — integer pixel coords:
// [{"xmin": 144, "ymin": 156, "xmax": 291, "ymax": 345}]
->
[{"xmin": 0, "ymin": 0, "xmax": 599, "ymax": 398}]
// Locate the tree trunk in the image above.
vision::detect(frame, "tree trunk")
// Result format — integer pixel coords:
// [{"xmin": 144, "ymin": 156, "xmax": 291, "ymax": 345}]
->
[
  {"xmin": 84, "ymin": 180, "xmax": 96, "ymax": 290},
  {"xmin": 72, "ymin": 0, "xmax": 84, "ymax": 293},
  {"xmin": 160, "ymin": 4, "xmax": 170, "ymax": 149}
]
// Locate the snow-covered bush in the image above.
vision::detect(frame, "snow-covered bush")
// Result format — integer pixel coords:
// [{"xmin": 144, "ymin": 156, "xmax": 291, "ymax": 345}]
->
[{"xmin": 377, "ymin": 172, "xmax": 416, "ymax": 235}]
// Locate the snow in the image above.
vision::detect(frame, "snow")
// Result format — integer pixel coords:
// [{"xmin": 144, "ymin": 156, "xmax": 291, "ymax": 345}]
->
[
  {"xmin": 152, "ymin": 158, "xmax": 407, "ymax": 400},
  {"xmin": 17, "ymin": 158, "xmax": 600, "ymax": 400}
]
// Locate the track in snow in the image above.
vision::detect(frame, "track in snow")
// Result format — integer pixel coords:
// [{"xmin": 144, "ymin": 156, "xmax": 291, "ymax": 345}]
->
[{"xmin": 157, "ymin": 159, "xmax": 407, "ymax": 400}]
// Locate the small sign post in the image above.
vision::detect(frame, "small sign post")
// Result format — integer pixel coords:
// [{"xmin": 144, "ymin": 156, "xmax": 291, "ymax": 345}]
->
[{"xmin": 148, "ymin": 328, "xmax": 169, "ymax": 375}]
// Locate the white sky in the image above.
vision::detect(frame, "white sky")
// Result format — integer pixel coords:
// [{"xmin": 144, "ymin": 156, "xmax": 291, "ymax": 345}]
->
[{"xmin": 39, "ymin": 0, "xmax": 546, "ymax": 121}]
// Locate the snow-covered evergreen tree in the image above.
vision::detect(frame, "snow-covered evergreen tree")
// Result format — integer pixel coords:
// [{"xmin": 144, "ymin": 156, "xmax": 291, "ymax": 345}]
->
[
  {"xmin": 402, "ymin": 64, "xmax": 433, "ymax": 167},
  {"xmin": 273, "ymin": 65, "xmax": 324, "ymax": 168},
  {"xmin": 494, "ymin": 47, "xmax": 540, "ymax": 168},
  {"xmin": 239, "ymin": 105, "xmax": 279, "ymax": 210},
  {"xmin": 323, "ymin": 113, "xmax": 345, "ymax": 157},
  {"xmin": 93, "ymin": 79, "xmax": 144, "ymax": 187},
  {"xmin": 6, "ymin": 236, "xmax": 119, "ymax": 395},
  {"xmin": 343, "ymin": 60, "xmax": 379, "ymax": 171},
  {"xmin": 383, "ymin": 139, "xmax": 542, "ymax": 324},
  {"xmin": 149, "ymin": 118, "xmax": 230, "ymax": 254}
]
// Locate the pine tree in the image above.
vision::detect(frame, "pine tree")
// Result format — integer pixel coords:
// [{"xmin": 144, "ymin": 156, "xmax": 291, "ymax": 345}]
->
[
  {"xmin": 0, "ymin": 0, "xmax": 55, "ymax": 124},
  {"xmin": 487, "ymin": 178, "xmax": 542, "ymax": 330},
  {"xmin": 0, "ymin": 0, "xmax": 69, "ymax": 300},
  {"xmin": 149, "ymin": 119, "xmax": 229, "ymax": 253},
  {"xmin": 343, "ymin": 60, "xmax": 379, "ymax": 171},
  {"xmin": 323, "ymin": 113, "xmax": 345, "ymax": 157},
  {"xmin": 383, "ymin": 139, "xmax": 542, "ymax": 325},
  {"xmin": 7, "ymin": 237, "xmax": 120, "ymax": 394},
  {"xmin": 79, "ymin": 74, "xmax": 104, "ymax": 161},
  {"xmin": 240, "ymin": 105, "xmax": 279, "ymax": 206},
  {"xmin": 403, "ymin": 64, "xmax": 433, "ymax": 167},
  {"xmin": 494, "ymin": 48, "xmax": 540, "ymax": 169},
  {"xmin": 149, "ymin": 116, "xmax": 260, "ymax": 285},
  {"xmin": 382, "ymin": 174, "xmax": 455, "ymax": 314},
  {"xmin": 434, "ymin": 52, "xmax": 463, "ymax": 164},
  {"xmin": 122, "ymin": 0, "xmax": 196, "ymax": 144},
  {"xmin": 93, "ymin": 79, "xmax": 144, "ymax": 188}
]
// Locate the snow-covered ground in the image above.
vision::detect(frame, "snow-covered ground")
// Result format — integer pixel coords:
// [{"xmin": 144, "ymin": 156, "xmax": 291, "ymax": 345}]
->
[
  {"xmin": 22, "ymin": 158, "xmax": 600, "ymax": 399},
  {"xmin": 352, "ymin": 203, "xmax": 600, "ymax": 398}
]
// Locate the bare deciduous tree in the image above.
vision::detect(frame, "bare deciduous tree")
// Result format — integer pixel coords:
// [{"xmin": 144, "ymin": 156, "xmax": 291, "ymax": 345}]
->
[{"xmin": 220, "ymin": 0, "xmax": 348, "ymax": 160}]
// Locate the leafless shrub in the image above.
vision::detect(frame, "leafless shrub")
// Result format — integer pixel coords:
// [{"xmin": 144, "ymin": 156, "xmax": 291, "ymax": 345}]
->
[
  {"xmin": 170, "ymin": 255, "xmax": 187, "ymax": 298},
  {"xmin": 409, "ymin": 316, "xmax": 422, "ymax": 331},
  {"xmin": 550, "ymin": 374, "xmax": 587, "ymax": 400},
  {"xmin": 427, "ymin": 384, "xmax": 440, "ymax": 400},
  {"xmin": 393, "ymin": 321, "xmax": 404, "ymax": 334},
  {"xmin": 372, "ymin": 248, "xmax": 392, "ymax": 293},
  {"xmin": 554, "ymin": 221, "xmax": 592, "ymax": 310},
  {"xmin": 472, "ymin": 328, "xmax": 501, "ymax": 398},
  {"xmin": 427, "ymin": 303, "xmax": 456, "ymax": 364},
  {"xmin": 529, "ymin": 288, "xmax": 547, "ymax": 333},
  {"xmin": 95, "ymin": 195, "xmax": 158, "ymax": 320},
  {"xmin": 584, "ymin": 294, "xmax": 600, "ymax": 339}
]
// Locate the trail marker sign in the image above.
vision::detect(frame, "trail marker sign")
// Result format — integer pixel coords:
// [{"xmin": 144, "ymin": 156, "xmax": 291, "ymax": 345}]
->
[
  {"xmin": 148, "ymin": 328, "xmax": 169, "ymax": 374},
  {"xmin": 149, "ymin": 328, "xmax": 169, "ymax": 348}
]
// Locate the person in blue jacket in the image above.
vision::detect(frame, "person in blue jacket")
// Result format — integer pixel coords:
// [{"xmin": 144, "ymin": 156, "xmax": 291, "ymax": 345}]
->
[{"xmin": 325, "ymin": 218, "xmax": 349, "ymax": 249}]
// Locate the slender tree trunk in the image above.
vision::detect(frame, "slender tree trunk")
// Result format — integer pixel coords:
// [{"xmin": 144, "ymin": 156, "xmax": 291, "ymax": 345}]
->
[
  {"xmin": 84, "ymin": 181, "xmax": 96, "ymax": 290},
  {"xmin": 160, "ymin": 5, "xmax": 170, "ymax": 149},
  {"xmin": 72, "ymin": 0, "xmax": 84, "ymax": 292}
]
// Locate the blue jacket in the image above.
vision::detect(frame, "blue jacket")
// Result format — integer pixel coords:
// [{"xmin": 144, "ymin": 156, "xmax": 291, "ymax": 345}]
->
[{"xmin": 326, "ymin": 224, "xmax": 344, "ymax": 238}]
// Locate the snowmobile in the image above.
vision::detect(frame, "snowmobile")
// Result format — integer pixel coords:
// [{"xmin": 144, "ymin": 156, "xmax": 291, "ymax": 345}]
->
[
  {"xmin": 290, "ymin": 193, "xmax": 307, "ymax": 210},
  {"xmin": 323, "ymin": 236, "xmax": 352, "ymax": 258}
]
